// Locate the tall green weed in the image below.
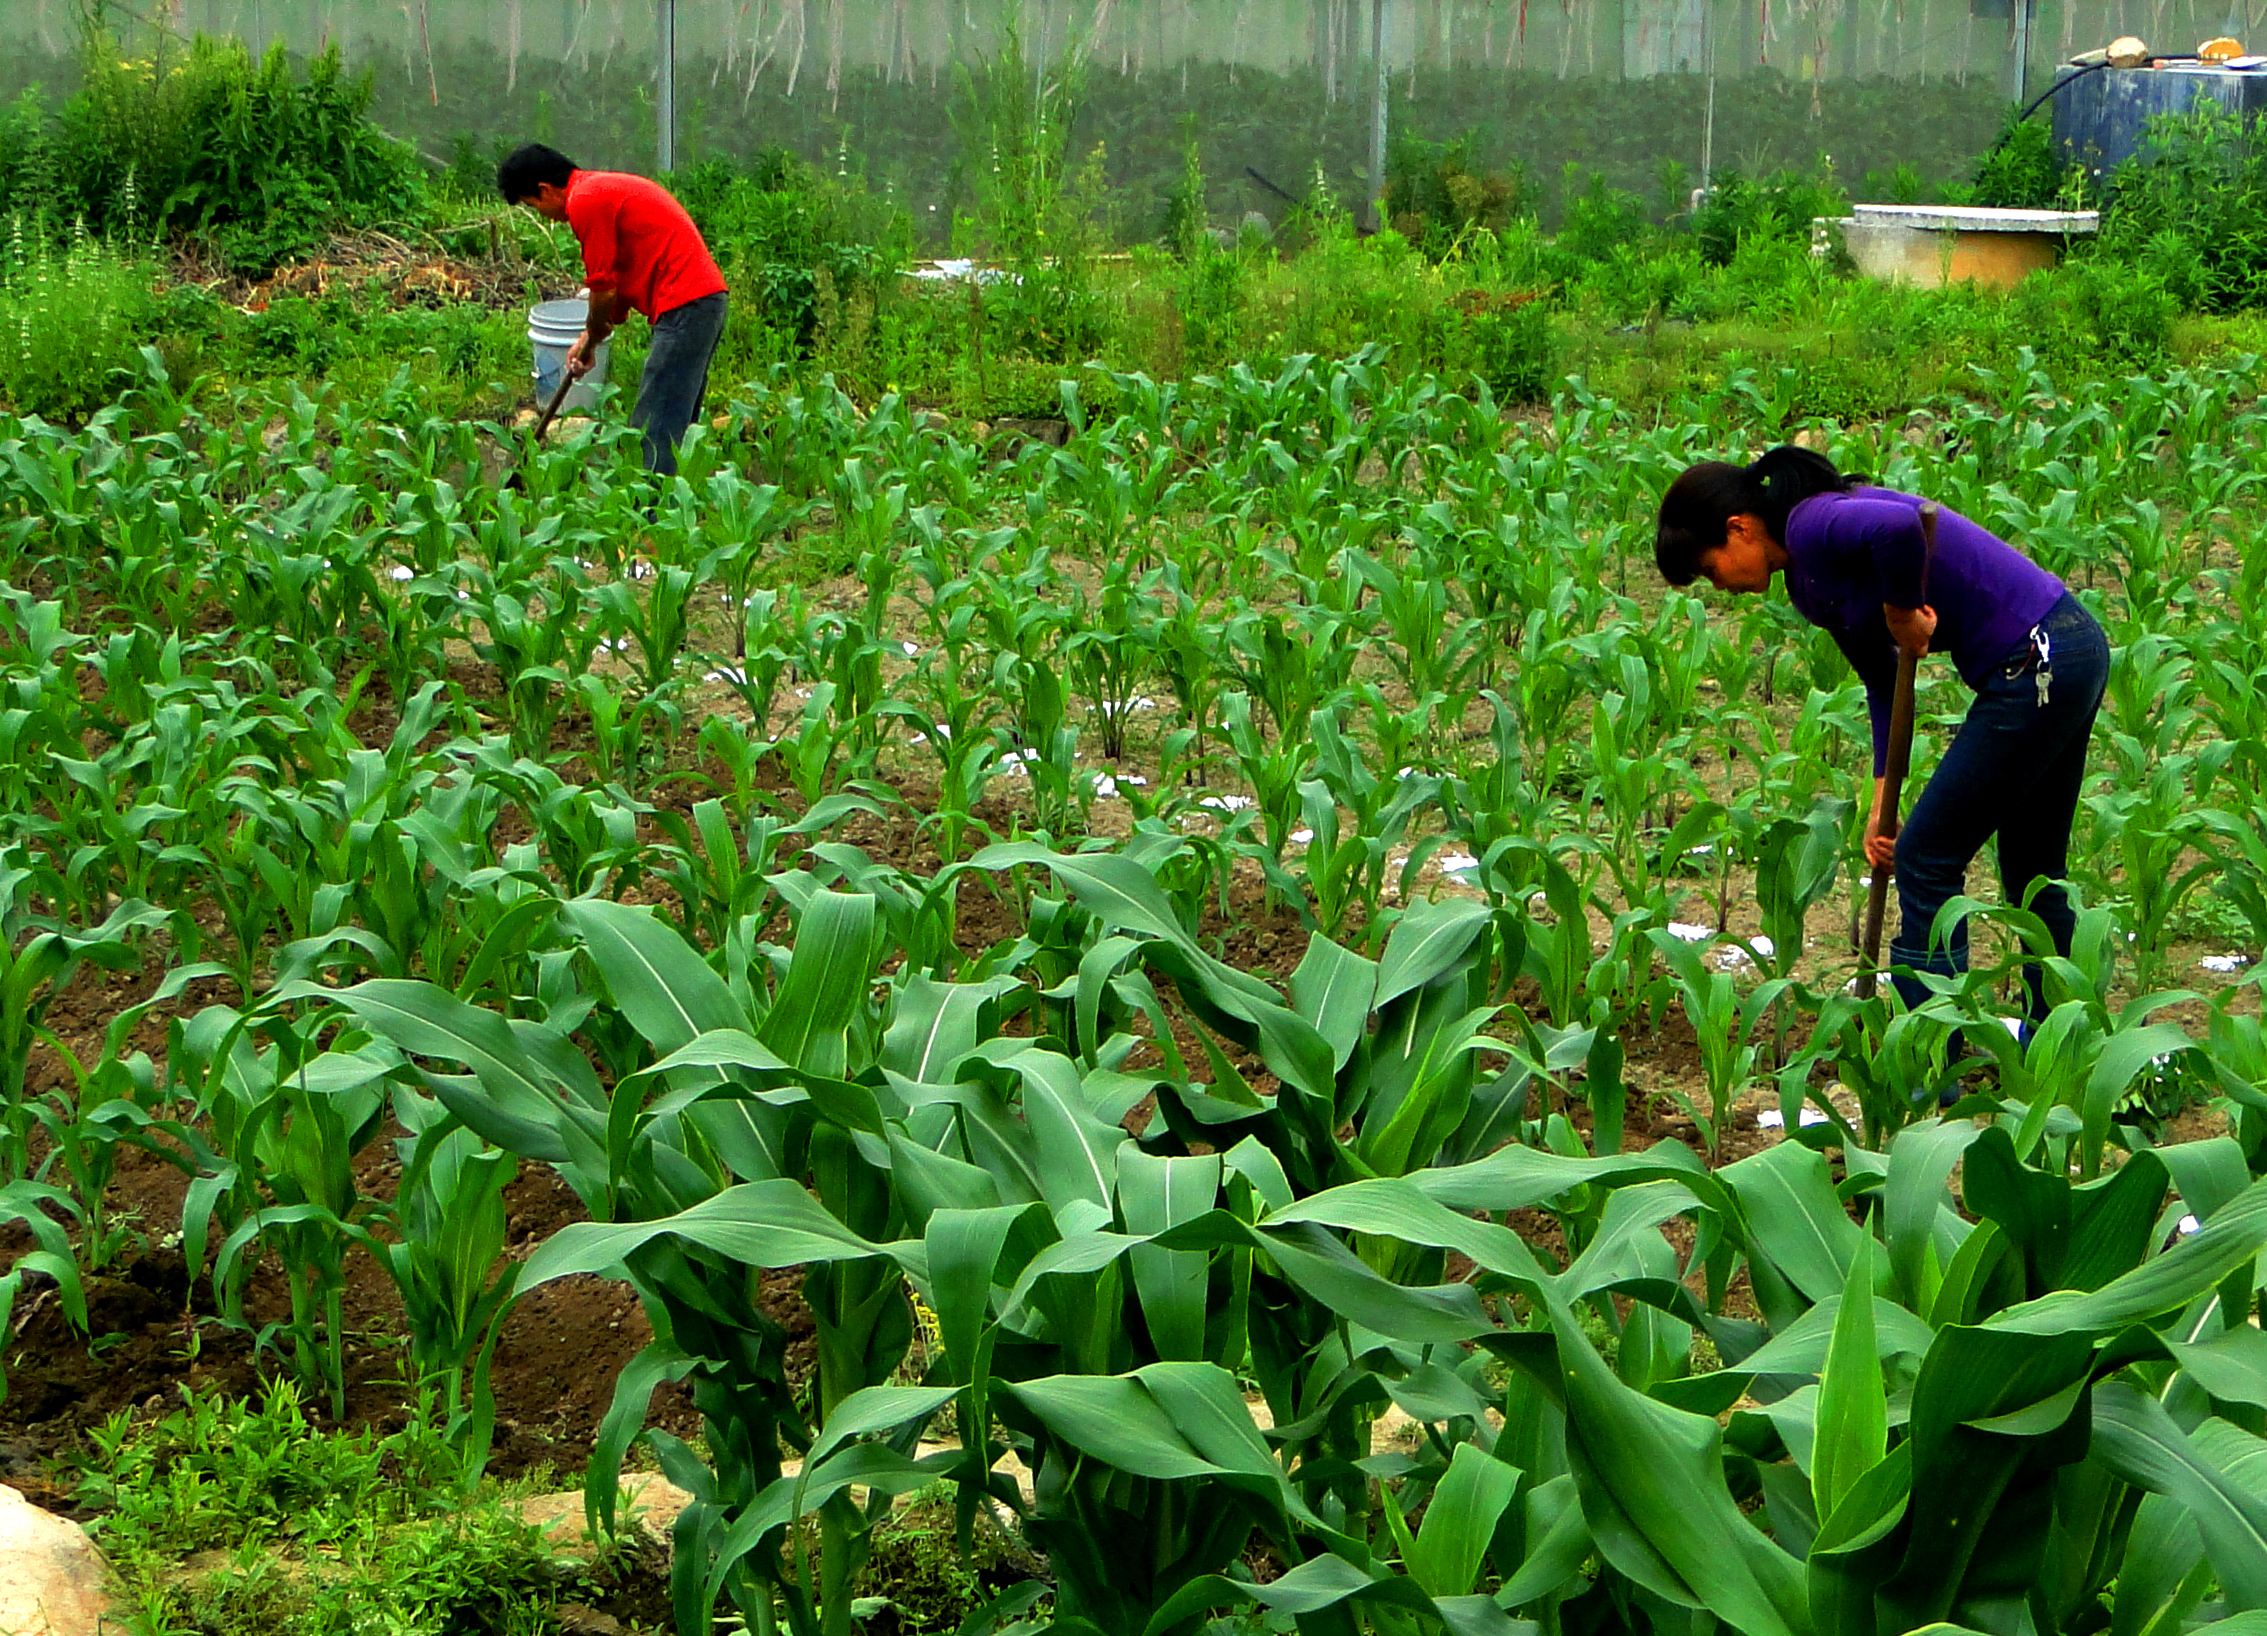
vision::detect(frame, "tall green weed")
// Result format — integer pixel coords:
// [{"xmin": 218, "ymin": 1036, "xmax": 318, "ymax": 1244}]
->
[
  {"xmin": 5, "ymin": 30, "xmax": 424, "ymax": 274},
  {"xmin": 0, "ymin": 214, "xmax": 154, "ymax": 419},
  {"xmin": 2098, "ymin": 103, "xmax": 2267, "ymax": 312}
]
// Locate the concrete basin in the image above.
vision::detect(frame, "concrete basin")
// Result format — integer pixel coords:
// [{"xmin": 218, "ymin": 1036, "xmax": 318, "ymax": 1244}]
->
[{"xmin": 1813, "ymin": 204, "xmax": 2099, "ymax": 289}]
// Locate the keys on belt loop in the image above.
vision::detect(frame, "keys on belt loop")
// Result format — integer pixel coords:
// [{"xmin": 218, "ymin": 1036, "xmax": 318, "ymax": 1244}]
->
[{"xmin": 2033, "ymin": 626, "xmax": 2053, "ymax": 708}]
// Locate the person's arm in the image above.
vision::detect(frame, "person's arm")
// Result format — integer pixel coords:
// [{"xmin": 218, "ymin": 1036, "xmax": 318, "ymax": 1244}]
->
[
  {"xmin": 1831, "ymin": 496, "xmax": 1939, "ymax": 653},
  {"xmin": 1832, "ymin": 625, "xmax": 1899, "ymax": 778},
  {"xmin": 568, "ymin": 190, "xmax": 623, "ymax": 376},
  {"xmin": 1843, "ymin": 496, "xmax": 1929, "ymax": 608},
  {"xmin": 1830, "ymin": 623, "xmax": 1906, "ymax": 870}
]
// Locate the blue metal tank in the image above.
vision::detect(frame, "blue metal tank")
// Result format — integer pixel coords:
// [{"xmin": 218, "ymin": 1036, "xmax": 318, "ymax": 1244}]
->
[{"xmin": 2051, "ymin": 63, "xmax": 2267, "ymax": 173}]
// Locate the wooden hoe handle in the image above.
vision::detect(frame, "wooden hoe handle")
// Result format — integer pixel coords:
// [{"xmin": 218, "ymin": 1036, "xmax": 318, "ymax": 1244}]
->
[{"xmin": 1856, "ymin": 499, "xmax": 1939, "ymax": 999}]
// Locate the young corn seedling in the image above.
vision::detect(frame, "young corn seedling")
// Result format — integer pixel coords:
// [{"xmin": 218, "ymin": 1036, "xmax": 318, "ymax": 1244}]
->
[
  {"xmin": 593, "ymin": 560, "xmax": 701, "ymax": 699},
  {"xmin": 1294, "ymin": 706, "xmax": 1441, "ymax": 943},
  {"xmin": 1219, "ymin": 689, "xmax": 1315, "ymax": 873},
  {"xmin": 466, "ymin": 570, "xmax": 583, "ymax": 761},
  {"xmin": 773, "ymin": 682, "xmax": 860, "ymax": 809},
  {"xmin": 174, "ymin": 1002, "xmax": 391, "ymax": 1420},
  {"xmin": 1062, "ymin": 564, "xmax": 1164, "ymax": 765},
  {"xmin": 1647, "ymin": 926, "xmax": 1789, "ymax": 1154},
  {"xmin": 993, "ymin": 652, "xmax": 1081, "ymax": 835},
  {"xmin": 371, "ymin": 1088, "xmax": 520, "ymax": 1481},
  {"xmin": 716, "ymin": 585, "xmax": 800, "ymax": 735},
  {"xmin": 0, "ymin": 857, "xmax": 168, "ymax": 1185}
]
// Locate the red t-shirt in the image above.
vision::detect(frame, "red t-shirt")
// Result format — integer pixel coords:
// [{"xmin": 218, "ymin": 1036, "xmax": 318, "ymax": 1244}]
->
[{"xmin": 564, "ymin": 169, "xmax": 728, "ymax": 321}]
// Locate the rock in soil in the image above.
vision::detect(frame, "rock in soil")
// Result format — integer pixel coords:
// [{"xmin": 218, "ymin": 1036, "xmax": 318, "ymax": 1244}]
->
[
  {"xmin": 515, "ymin": 1472, "xmax": 696, "ymax": 1559},
  {"xmin": 0, "ymin": 1483, "xmax": 113, "ymax": 1636}
]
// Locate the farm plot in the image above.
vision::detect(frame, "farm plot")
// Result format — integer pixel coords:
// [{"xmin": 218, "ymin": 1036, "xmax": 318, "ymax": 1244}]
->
[{"xmin": 4, "ymin": 347, "xmax": 2267, "ymax": 1635}]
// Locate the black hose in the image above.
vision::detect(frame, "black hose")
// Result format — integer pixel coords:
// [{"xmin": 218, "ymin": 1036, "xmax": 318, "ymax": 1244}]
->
[
  {"xmin": 2015, "ymin": 59, "xmax": 2114, "ymax": 125},
  {"xmin": 1244, "ymin": 166, "xmax": 1301, "ymax": 206}
]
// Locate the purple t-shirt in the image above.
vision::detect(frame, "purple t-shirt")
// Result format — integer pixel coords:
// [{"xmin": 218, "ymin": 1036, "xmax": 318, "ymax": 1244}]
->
[{"xmin": 1782, "ymin": 486, "xmax": 2066, "ymax": 774}]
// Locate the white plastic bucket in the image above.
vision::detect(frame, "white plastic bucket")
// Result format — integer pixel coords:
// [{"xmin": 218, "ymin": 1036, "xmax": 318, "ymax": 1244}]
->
[{"xmin": 528, "ymin": 297, "xmax": 611, "ymax": 412}]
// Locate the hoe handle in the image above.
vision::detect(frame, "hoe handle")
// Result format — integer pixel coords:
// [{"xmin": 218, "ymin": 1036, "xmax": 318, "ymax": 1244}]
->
[
  {"xmin": 1856, "ymin": 499, "xmax": 1939, "ymax": 999},
  {"xmin": 506, "ymin": 369, "xmax": 580, "ymax": 492},
  {"xmin": 531, "ymin": 366, "xmax": 577, "ymax": 445}
]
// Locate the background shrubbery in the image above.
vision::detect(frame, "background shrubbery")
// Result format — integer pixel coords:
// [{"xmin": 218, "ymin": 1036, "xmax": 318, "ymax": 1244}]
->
[
  {"xmin": 0, "ymin": 30, "xmax": 423, "ymax": 273},
  {"xmin": 0, "ymin": 12, "xmax": 2263, "ymax": 425}
]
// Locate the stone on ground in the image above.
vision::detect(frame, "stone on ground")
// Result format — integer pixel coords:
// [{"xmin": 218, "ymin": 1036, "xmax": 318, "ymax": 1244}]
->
[{"xmin": 0, "ymin": 1484, "xmax": 112, "ymax": 1636}]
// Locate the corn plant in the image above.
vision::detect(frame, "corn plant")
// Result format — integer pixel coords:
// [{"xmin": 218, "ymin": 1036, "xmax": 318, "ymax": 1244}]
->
[
  {"xmin": 367, "ymin": 1088, "xmax": 520, "ymax": 1479},
  {"xmin": 1648, "ymin": 927, "xmax": 1797, "ymax": 1153},
  {"xmin": 0, "ymin": 854, "xmax": 168, "ymax": 1183},
  {"xmin": 172, "ymin": 1002, "xmax": 392, "ymax": 1419}
]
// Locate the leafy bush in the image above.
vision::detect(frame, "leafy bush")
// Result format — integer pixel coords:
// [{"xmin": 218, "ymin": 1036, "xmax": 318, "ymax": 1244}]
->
[
  {"xmin": 2131, "ymin": 227, "xmax": 2212, "ymax": 311},
  {"xmin": 950, "ymin": 22, "xmax": 1112, "ymax": 363},
  {"xmin": 1572, "ymin": 239, "xmax": 1706, "ymax": 324},
  {"xmin": 672, "ymin": 151, "xmax": 911, "ymax": 353},
  {"xmin": 1555, "ymin": 164, "xmax": 1652, "ymax": 262},
  {"xmin": 1159, "ymin": 128, "xmax": 1210, "ymax": 255},
  {"xmin": 2097, "ymin": 103, "xmax": 2267, "ymax": 312},
  {"xmin": 1383, "ymin": 130, "xmax": 1527, "ymax": 251},
  {"xmin": 2018, "ymin": 256, "xmax": 2177, "ymax": 372},
  {"xmin": 1691, "ymin": 165, "xmax": 1847, "ymax": 265},
  {"xmin": 0, "ymin": 215, "xmax": 155, "ymax": 419},
  {"xmin": 1450, "ymin": 287, "xmax": 1555, "ymax": 401},
  {"xmin": 79, "ymin": 1382, "xmax": 634, "ymax": 1636},
  {"xmin": 3, "ymin": 31, "xmax": 425, "ymax": 274},
  {"xmin": 1967, "ymin": 109, "xmax": 2088, "ymax": 210}
]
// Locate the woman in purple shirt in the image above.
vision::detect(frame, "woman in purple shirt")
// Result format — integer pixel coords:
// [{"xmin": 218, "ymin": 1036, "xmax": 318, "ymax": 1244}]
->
[{"xmin": 1654, "ymin": 446, "xmax": 2109, "ymax": 1027}]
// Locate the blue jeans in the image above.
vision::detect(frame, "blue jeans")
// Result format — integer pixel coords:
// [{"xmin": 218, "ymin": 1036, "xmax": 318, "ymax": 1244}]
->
[
  {"xmin": 632, "ymin": 291, "xmax": 728, "ymax": 476},
  {"xmin": 1891, "ymin": 592, "xmax": 2108, "ymax": 1021}
]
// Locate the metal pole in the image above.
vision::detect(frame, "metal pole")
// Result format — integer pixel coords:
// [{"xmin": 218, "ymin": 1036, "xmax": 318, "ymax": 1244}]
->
[
  {"xmin": 657, "ymin": 0, "xmax": 678, "ymax": 173},
  {"xmin": 1368, "ymin": 0, "xmax": 1388, "ymax": 231},
  {"xmin": 2010, "ymin": 0, "xmax": 2033, "ymax": 102},
  {"xmin": 1701, "ymin": 1, "xmax": 1716, "ymax": 185}
]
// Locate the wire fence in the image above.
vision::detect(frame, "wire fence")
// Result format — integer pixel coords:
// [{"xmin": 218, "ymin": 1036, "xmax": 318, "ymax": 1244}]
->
[{"xmin": 9, "ymin": 1, "xmax": 2267, "ymax": 233}]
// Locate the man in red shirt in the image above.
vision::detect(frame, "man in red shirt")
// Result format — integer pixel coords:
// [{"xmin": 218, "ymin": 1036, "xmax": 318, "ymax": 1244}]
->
[{"xmin": 500, "ymin": 143, "xmax": 730, "ymax": 477}]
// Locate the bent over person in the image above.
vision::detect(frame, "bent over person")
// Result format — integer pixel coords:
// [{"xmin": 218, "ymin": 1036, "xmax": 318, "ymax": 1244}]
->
[
  {"xmin": 499, "ymin": 143, "xmax": 729, "ymax": 477},
  {"xmin": 1654, "ymin": 446, "xmax": 2109, "ymax": 1038}
]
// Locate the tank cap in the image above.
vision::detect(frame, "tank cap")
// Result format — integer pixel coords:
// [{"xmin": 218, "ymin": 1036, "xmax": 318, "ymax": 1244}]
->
[
  {"xmin": 2197, "ymin": 36, "xmax": 2245, "ymax": 62},
  {"xmin": 2107, "ymin": 35, "xmax": 2150, "ymax": 67}
]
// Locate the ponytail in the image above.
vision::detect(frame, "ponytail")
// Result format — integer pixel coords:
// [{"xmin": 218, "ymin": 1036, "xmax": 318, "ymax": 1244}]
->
[
  {"xmin": 1654, "ymin": 444, "xmax": 1859, "ymax": 586},
  {"xmin": 1746, "ymin": 445, "xmax": 1857, "ymax": 538}
]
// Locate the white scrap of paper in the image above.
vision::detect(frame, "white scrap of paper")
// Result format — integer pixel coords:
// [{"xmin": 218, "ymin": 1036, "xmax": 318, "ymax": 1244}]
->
[{"xmin": 1756, "ymin": 1107, "xmax": 1829, "ymax": 1130}]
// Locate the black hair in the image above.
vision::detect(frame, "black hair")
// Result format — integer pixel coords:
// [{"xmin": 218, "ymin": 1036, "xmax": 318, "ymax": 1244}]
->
[
  {"xmin": 497, "ymin": 143, "xmax": 577, "ymax": 203},
  {"xmin": 1653, "ymin": 445, "xmax": 1858, "ymax": 586}
]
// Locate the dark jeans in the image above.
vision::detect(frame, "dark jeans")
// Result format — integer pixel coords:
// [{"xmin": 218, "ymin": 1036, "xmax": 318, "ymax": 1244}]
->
[
  {"xmin": 631, "ymin": 291, "xmax": 728, "ymax": 476},
  {"xmin": 1891, "ymin": 592, "xmax": 2108, "ymax": 1022}
]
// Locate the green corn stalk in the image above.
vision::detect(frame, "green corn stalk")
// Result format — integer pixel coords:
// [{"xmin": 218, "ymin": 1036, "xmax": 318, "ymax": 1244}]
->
[
  {"xmin": 368, "ymin": 1088, "xmax": 520, "ymax": 1482},
  {"xmin": 1648, "ymin": 926, "xmax": 1791, "ymax": 1154},
  {"xmin": 174, "ymin": 1004, "xmax": 391, "ymax": 1420},
  {"xmin": 0, "ymin": 859, "xmax": 169, "ymax": 1183}
]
